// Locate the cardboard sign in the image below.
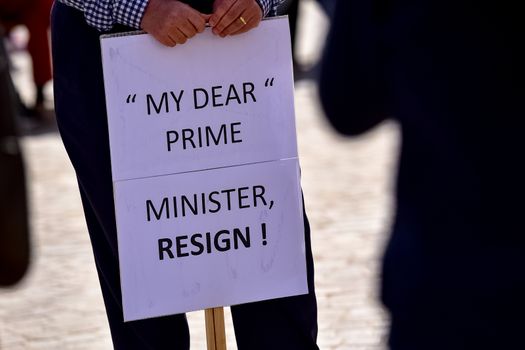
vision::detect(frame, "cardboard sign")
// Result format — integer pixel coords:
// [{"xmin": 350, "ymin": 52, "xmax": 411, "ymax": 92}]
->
[{"xmin": 101, "ymin": 17, "xmax": 308, "ymax": 322}]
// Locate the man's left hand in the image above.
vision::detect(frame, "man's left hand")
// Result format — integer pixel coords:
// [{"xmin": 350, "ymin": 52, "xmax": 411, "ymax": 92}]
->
[{"xmin": 209, "ymin": 0, "xmax": 263, "ymax": 37}]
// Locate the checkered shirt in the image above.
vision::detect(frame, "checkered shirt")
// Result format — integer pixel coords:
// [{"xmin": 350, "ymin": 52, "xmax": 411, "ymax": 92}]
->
[{"xmin": 58, "ymin": 0, "xmax": 283, "ymax": 31}]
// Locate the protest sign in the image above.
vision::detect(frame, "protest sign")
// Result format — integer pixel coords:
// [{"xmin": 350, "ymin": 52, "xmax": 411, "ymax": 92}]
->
[{"xmin": 101, "ymin": 17, "xmax": 307, "ymax": 322}]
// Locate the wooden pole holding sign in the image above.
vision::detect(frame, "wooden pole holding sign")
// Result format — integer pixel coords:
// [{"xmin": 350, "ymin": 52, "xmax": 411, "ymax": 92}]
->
[{"xmin": 205, "ymin": 307, "xmax": 227, "ymax": 350}]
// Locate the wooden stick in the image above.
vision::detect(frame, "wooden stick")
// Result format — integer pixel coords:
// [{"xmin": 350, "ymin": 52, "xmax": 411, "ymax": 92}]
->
[{"xmin": 205, "ymin": 307, "xmax": 227, "ymax": 350}]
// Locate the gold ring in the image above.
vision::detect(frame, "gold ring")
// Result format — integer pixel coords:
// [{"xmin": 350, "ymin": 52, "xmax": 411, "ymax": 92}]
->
[{"xmin": 239, "ymin": 16, "xmax": 247, "ymax": 25}]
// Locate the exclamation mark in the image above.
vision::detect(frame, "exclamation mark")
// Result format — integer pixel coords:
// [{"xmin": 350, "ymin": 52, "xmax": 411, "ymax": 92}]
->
[{"xmin": 261, "ymin": 223, "xmax": 267, "ymax": 246}]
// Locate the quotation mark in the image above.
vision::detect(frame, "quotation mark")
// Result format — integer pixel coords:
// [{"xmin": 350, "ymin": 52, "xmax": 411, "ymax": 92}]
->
[
  {"xmin": 126, "ymin": 94, "xmax": 137, "ymax": 104},
  {"xmin": 264, "ymin": 77, "xmax": 275, "ymax": 87}
]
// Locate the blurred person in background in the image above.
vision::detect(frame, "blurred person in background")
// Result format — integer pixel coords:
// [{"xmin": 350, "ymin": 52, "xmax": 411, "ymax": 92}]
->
[
  {"xmin": 0, "ymin": 0, "xmax": 53, "ymax": 120},
  {"xmin": 0, "ymin": 26, "xmax": 31, "ymax": 287},
  {"xmin": 320, "ymin": 0, "xmax": 524, "ymax": 349},
  {"xmin": 280, "ymin": 0, "xmax": 334, "ymax": 76}
]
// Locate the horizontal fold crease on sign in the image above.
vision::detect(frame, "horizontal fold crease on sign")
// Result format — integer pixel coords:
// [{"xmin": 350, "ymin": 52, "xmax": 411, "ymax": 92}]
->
[{"xmin": 115, "ymin": 157, "xmax": 300, "ymax": 183}]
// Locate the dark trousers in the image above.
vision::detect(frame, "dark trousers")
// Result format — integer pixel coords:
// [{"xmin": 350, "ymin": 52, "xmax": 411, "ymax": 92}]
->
[{"xmin": 50, "ymin": 2, "xmax": 318, "ymax": 349}]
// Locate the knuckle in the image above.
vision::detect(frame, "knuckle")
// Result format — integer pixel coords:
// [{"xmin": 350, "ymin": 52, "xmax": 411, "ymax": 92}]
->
[
  {"xmin": 159, "ymin": 21, "xmax": 170, "ymax": 33},
  {"xmin": 214, "ymin": 7, "xmax": 225, "ymax": 17},
  {"xmin": 197, "ymin": 17, "xmax": 206, "ymax": 27},
  {"xmin": 221, "ymin": 0, "xmax": 233, "ymax": 9},
  {"xmin": 158, "ymin": 36, "xmax": 171, "ymax": 46}
]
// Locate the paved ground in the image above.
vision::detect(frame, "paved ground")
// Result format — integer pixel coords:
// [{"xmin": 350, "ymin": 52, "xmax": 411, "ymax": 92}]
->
[{"xmin": 0, "ymin": 2, "xmax": 400, "ymax": 349}]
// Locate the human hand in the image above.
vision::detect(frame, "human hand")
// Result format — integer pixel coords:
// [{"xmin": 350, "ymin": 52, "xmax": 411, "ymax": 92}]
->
[
  {"xmin": 141, "ymin": 0, "xmax": 210, "ymax": 47},
  {"xmin": 209, "ymin": 0, "xmax": 263, "ymax": 37}
]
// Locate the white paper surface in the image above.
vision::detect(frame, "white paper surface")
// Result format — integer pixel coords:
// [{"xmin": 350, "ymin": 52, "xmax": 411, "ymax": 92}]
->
[
  {"xmin": 101, "ymin": 18, "xmax": 297, "ymax": 182},
  {"xmin": 101, "ymin": 17, "xmax": 308, "ymax": 322},
  {"xmin": 115, "ymin": 159, "xmax": 306, "ymax": 321}
]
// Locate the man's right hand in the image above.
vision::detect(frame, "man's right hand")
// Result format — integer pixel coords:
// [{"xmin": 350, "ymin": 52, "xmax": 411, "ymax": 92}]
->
[{"xmin": 141, "ymin": 0, "xmax": 209, "ymax": 47}]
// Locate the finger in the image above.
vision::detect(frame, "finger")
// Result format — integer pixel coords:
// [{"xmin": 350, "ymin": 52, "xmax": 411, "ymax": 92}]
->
[
  {"xmin": 214, "ymin": 3, "xmax": 246, "ymax": 36},
  {"xmin": 220, "ymin": 10, "xmax": 250, "ymax": 36},
  {"xmin": 167, "ymin": 34, "xmax": 179, "ymax": 46},
  {"xmin": 177, "ymin": 19, "xmax": 199, "ymax": 38},
  {"xmin": 230, "ymin": 13, "xmax": 259, "ymax": 35},
  {"xmin": 152, "ymin": 33, "xmax": 176, "ymax": 47},
  {"xmin": 225, "ymin": 4, "xmax": 261, "ymax": 36},
  {"xmin": 188, "ymin": 12, "xmax": 208, "ymax": 33},
  {"xmin": 209, "ymin": 0, "xmax": 237, "ymax": 28},
  {"xmin": 167, "ymin": 29, "xmax": 187, "ymax": 45}
]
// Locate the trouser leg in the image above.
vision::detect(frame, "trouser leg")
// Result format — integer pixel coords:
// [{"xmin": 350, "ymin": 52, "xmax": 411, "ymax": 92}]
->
[
  {"xmin": 50, "ymin": 3, "xmax": 190, "ymax": 349},
  {"xmin": 231, "ymin": 209, "xmax": 319, "ymax": 350}
]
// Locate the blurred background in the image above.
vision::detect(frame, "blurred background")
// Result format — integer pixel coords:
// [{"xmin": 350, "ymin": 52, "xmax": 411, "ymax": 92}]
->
[{"xmin": 1, "ymin": 1, "xmax": 400, "ymax": 348}]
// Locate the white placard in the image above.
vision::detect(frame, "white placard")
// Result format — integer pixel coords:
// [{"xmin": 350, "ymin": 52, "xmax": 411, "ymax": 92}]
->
[
  {"xmin": 115, "ymin": 159, "xmax": 306, "ymax": 321},
  {"xmin": 101, "ymin": 17, "xmax": 308, "ymax": 322},
  {"xmin": 101, "ymin": 18, "xmax": 297, "ymax": 182}
]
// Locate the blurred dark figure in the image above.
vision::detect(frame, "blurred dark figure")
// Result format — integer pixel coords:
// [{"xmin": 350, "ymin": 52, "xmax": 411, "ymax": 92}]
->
[
  {"xmin": 279, "ymin": 0, "xmax": 334, "ymax": 76},
  {"xmin": 0, "ymin": 27, "xmax": 31, "ymax": 286},
  {"xmin": 320, "ymin": 1, "xmax": 524, "ymax": 349},
  {"xmin": 278, "ymin": 0, "xmax": 300, "ymax": 72},
  {"xmin": 0, "ymin": 0, "xmax": 53, "ymax": 117}
]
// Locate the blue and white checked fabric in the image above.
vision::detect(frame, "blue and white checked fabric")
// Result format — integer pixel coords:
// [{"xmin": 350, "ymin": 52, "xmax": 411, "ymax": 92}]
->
[{"xmin": 58, "ymin": 0, "xmax": 284, "ymax": 32}]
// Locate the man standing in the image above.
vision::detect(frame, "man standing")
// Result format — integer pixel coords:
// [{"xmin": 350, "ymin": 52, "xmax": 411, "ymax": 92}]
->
[
  {"xmin": 320, "ymin": 0, "xmax": 525, "ymax": 349},
  {"xmin": 51, "ymin": 0, "xmax": 318, "ymax": 348}
]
